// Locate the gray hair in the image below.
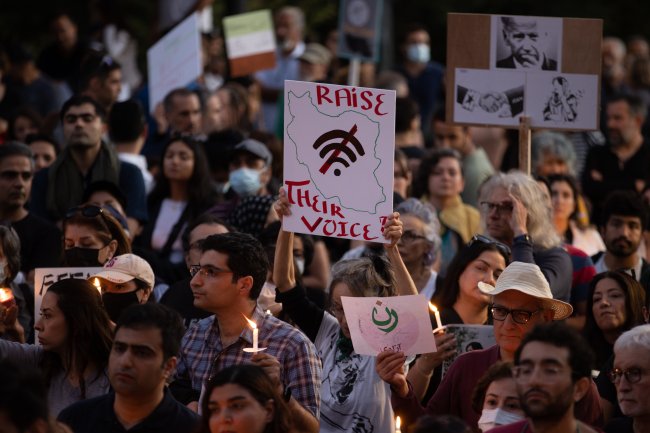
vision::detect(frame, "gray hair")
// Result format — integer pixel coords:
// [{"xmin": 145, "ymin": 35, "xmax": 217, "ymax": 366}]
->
[
  {"xmin": 277, "ymin": 6, "xmax": 305, "ymax": 33},
  {"xmin": 396, "ymin": 198, "xmax": 442, "ymax": 265},
  {"xmin": 614, "ymin": 324, "xmax": 650, "ymax": 354},
  {"xmin": 479, "ymin": 171, "xmax": 561, "ymax": 249},
  {"xmin": 531, "ymin": 131, "xmax": 577, "ymax": 176},
  {"xmin": 330, "ymin": 255, "xmax": 396, "ymax": 298}
]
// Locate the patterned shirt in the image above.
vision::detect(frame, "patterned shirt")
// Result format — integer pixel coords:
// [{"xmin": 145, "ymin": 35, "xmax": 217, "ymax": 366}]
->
[{"xmin": 175, "ymin": 306, "xmax": 322, "ymax": 417}]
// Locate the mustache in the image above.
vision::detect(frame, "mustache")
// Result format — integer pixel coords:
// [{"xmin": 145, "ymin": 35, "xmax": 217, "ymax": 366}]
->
[{"xmin": 523, "ymin": 387, "xmax": 551, "ymax": 400}]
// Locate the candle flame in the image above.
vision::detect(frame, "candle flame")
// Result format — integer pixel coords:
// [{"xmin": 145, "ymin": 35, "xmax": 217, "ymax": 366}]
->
[
  {"xmin": 265, "ymin": 309, "xmax": 272, "ymax": 315},
  {"xmin": 0, "ymin": 288, "xmax": 13, "ymax": 303},
  {"xmin": 243, "ymin": 314, "xmax": 257, "ymax": 330},
  {"xmin": 93, "ymin": 278, "xmax": 101, "ymax": 289},
  {"xmin": 396, "ymin": 416, "xmax": 401, "ymax": 429},
  {"xmin": 428, "ymin": 302, "xmax": 438, "ymax": 313}
]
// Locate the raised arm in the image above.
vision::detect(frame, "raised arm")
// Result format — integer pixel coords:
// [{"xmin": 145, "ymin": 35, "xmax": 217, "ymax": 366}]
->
[{"xmin": 383, "ymin": 212, "xmax": 418, "ymax": 296}]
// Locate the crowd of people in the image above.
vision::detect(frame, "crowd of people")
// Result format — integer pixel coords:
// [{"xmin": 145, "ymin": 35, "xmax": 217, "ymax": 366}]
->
[{"xmin": 2, "ymin": 3, "xmax": 650, "ymax": 433}]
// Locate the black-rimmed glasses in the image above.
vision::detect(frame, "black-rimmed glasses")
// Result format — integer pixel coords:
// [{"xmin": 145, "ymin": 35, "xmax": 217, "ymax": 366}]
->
[
  {"xmin": 65, "ymin": 205, "xmax": 104, "ymax": 219},
  {"xmin": 491, "ymin": 305, "xmax": 542, "ymax": 325},
  {"xmin": 608, "ymin": 367, "xmax": 645, "ymax": 384}
]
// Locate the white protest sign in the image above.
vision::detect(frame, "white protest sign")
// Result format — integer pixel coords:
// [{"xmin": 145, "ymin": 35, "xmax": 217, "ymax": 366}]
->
[
  {"xmin": 337, "ymin": 0, "xmax": 383, "ymax": 62},
  {"xmin": 34, "ymin": 267, "xmax": 103, "ymax": 321},
  {"xmin": 223, "ymin": 10, "xmax": 276, "ymax": 77},
  {"xmin": 283, "ymin": 80, "xmax": 395, "ymax": 242},
  {"xmin": 147, "ymin": 13, "xmax": 202, "ymax": 113},
  {"xmin": 341, "ymin": 295, "xmax": 436, "ymax": 356}
]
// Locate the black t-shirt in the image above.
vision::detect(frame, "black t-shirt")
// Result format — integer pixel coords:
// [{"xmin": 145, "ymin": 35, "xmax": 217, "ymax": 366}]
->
[
  {"xmin": 58, "ymin": 389, "xmax": 199, "ymax": 433},
  {"xmin": 159, "ymin": 277, "xmax": 211, "ymax": 330},
  {"xmin": 12, "ymin": 212, "xmax": 62, "ymax": 272}
]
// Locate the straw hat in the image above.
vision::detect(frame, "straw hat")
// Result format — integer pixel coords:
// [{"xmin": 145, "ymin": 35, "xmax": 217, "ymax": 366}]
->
[{"xmin": 477, "ymin": 261, "xmax": 573, "ymax": 320}]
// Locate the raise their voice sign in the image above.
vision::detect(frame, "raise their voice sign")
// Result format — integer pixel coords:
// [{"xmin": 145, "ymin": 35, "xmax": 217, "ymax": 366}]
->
[
  {"xmin": 341, "ymin": 295, "xmax": 436, "ymax": 356},
  {"xmin": 283, "ymin": 80, "xmax": 395, "ymax": 242}
]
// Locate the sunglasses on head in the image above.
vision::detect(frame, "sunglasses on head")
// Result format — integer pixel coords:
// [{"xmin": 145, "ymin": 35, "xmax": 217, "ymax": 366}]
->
[
  {"xmin": 65, "ymin": 205, "xmax": 105, "ymax": 219},
  {"xmin": 468, "ymin": 234, "xmax": 512, "ymax": 257}
]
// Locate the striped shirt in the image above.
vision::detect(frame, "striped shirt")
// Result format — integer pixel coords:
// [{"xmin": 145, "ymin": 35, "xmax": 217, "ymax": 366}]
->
[{"xmin": 175, "ymin": 306, "xmax": 322, "ymax": 417}]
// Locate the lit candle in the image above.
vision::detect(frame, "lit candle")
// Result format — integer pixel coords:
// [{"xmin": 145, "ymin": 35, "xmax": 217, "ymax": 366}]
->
[
  {"xmin": 395, "ymin": 416, "xmax": 401, "ymax": 433},
  {"xmin": 93, "ymin": 278, "xmax": 101, "ymax": 292},
  {"xmin": 0, "ymin": 288, "xmax": 15, "ymax": 308},
  {"xmin": 429, "ymin": 302, "xmax": 443, "ymax": 331},
  {"xmin": 265, "ymin": 309, "xmax": 272, "ymax": 315},
  {"xmin": 244, "ymin": 315, "xmax": 259, "ymax": 351}
]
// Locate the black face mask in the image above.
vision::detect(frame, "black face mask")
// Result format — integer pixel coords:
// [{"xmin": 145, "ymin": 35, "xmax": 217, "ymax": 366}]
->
[
  {"xmin": 102, "ymin": 291, "xmax": 140, "ymax": 323},
  {"xmin": 64, "ymin": 247, "xmax": 103, "ymax": 267}
]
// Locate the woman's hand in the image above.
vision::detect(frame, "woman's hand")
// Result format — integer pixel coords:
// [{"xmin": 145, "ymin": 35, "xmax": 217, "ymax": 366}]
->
[
  {"xmin": 508, "ymin": 189, "xmax": 528, "ymax": 237},
  {"xmin": 382, "ymin": 212, "xmax": 403, "ymax": 249},
  {"xmin": 273, "ymin": 187, "xmax": 292, "ymax": 221},
  {"xmin": 0, "ymin": 304, "xmax": 25, "ymax": 343},
  {"xmin": 375, "ymin": 350, "xmax": 409, "ymax": 398}
]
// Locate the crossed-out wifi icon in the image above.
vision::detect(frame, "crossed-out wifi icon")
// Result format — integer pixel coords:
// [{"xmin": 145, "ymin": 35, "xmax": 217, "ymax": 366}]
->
[{"xmin": 313, "ymin": 124, "xmax": 365, "ymax": 176}]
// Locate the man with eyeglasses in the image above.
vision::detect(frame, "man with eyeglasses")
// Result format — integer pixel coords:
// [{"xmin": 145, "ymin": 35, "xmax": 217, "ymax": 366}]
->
[
  {"xmin": 379, "ymin": 261, "xmax": 602, "ymax": 430},
  {"xmin": 605, "ymin": 324, "xmax": 650, "ymax": 433},
  {"xmin": 488, "ymin": 322, "xmax": 599, "ymax": 433},
  {"xmin": 0, "ymin": 142, "xmax": 60, "ymax": 284},
  {"xmin": 170, "ymin": 232, "xmax": 321, "ymax": 433},
  {"xmin": 29, "ymin": 95, "xmax": 148, "ymax": 233}
]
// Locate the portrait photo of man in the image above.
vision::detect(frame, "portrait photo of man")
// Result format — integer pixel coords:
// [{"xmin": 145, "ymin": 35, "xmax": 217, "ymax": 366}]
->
[{"xmin": 493, "ymin": 15, "xmax": 562, "ymax": 71}]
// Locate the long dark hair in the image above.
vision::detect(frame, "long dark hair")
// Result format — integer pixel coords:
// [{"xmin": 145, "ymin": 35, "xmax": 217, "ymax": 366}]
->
[
  {"xmin": 583, "ymin": 270, "xmax": 646, "ymax": 367},
  {"xmin": 412, "ymin": 148, "xmax": 463, "ymax": 199},
  {"xmin": 434, "ymin": 239, "xmax": 511, "ymax": 309},
  {"xmin": 198, "ymin": 364, "xmax": 292, "ymax": 433},
  {"xmin": 39, "ymin": 279, "xmax": 113, "ymax": 398},
  {"xmin": 148, "ymin": 134, "xmax": 217, "ymax": 213}
]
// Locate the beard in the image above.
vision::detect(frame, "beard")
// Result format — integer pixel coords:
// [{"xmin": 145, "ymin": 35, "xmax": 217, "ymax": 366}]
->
[
  {"xmin": 607, "ymin": 237, "xmax": 639, "ymax": 258},
  {"xmin": 521, "ymin": 383, "xmax": 574, "ymax": 421}
]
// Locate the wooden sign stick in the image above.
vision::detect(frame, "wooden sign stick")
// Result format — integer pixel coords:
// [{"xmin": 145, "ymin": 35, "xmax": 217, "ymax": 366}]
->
[{"xmin": 518, "ymin": 115, "xmax": 532, "ymax": 175}]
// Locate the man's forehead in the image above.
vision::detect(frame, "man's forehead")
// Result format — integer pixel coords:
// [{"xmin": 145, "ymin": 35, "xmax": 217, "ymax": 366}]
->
[
  {"xmin": 508, "ymin": 19, "xmax": 539, "ymax": 32},
  {"xmin": 65, "ymin": 103, "xmax": 97, "ymax": 115},
  {"xmin": 114, "ymin": 326, "xmax": 162, "ymax": 349},
  {"xmin": 190, "ymin": 223, "xmax": 228, "ymax": 243},
  {"xmin": 0, "ymin": 155, "xmax": 32, "ymax": 170},
  {"xmin": 608, "ymin": 214, "xmax": 642, "ymax": 224},
  {"xmin": 520, "ymin": 341, "xmax": 569, "ymax": 363}
]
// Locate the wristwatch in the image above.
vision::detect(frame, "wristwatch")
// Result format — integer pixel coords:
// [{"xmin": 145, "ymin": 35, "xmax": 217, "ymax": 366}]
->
[
  {"xmin": 513, "ymin": 233, "xmax": 532, "ymax": 244},
  {"xmin": 283, "ymin": 386, "xmax": 292, "ymax": 402}
]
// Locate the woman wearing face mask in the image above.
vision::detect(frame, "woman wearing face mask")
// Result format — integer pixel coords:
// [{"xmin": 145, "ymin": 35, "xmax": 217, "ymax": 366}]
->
[
  {"xmin": 471, "ymin": 362, "xmax": 524, "ymax": 432},
  {"xmin": 273, "ymin": 188, "xmax": 417, "ymax": 433},
  {"xmin": 137, "ymin": 134, "xmax": 217, "ymax": 273},
  {"xmin": 62, "ymin": 204, "xmax": 131, "ymax": 267},
  {"xmin": 198, "ymin": 364, "xmax": 292, "ymax": 433},
  {"xmin": 0, "ymin": 279, "xmax": 112, "ymax": 416},
  {"xmin": 89, "ymin": 253, "xmax": 155, "ymax": 323}
]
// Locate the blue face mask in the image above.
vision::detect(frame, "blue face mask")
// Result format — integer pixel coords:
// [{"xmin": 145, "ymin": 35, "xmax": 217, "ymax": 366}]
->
[
  {"xmin": 229, "ymin": 168, "xmax": 261, "ymax": 197},
  {"xmin": 407, "ymin": 43, "xmax": 430, "ymax": 63}
]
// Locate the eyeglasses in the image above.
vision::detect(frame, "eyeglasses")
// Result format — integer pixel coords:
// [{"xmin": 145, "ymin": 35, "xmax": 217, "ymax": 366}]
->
[
  {"xmin": 65, "ymin": 205, "xmax": 104, "ymax": 219},
  {"xmin": 189, "ymin": 265, "xmax": 233, "ymax": 279},
  {"xmin": 401, "ymin": 230, "xmax": 429, "ymax": 243},
  {"xmin": 491, "ymin": 305, "xmax": 542, "ymax": 324},
  {"xmin": 512, "ymin": 364, "xmax": 566, "ymax": 382},
  {"xmin": 468, "ymin": 234, "xmax": 512, "ymax": 257},
  {"xmin": 0, "ymin": 170, "xmax": 33, "ymax": 181},
  {"xmin": 480, "ymin": 201, "xmax": 514, "ymax": 215},
  {"xmin": 608, "ymin": 368, "xmax": 646, "ymax": 384},
  {"xmin": 63, "ymin": 113, "xmax": 98, "ymax": 124}
]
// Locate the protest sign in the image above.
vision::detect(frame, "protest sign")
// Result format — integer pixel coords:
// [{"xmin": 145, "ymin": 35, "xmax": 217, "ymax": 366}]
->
[
  {"xmin": 34, "ymin": 267, "xmax": 103, "ymax": 340},
  {"xmin": 147, "ymin": 13, "xmax": 202, "ymax": 113},
  {"xmin": 223, "ymin": 10, "xmax": 276, "ymax": 77},
  {"xmin": 337, "ymin": 0, "xmax": 383, "ymax": 62},
  {"xmin": 446, "ymin": 13, "xmax": 602, "ymax": 131},
  {"xmin": 283, "ymin": 80, "xmax": 395, "ymax": 242},
  {"xmin": 441, "ymin": 324, "xmax": 495, "ymax": 377},
  {"xmin": 341, "ymin": 295, "xmax": 436, "ymax": 356}
]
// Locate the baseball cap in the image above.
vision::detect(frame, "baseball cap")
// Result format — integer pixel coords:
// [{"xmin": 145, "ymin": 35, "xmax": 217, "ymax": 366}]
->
[
  {"xmin": 299, "ymin": 43, "xmax": 332, "ymax": 65},
  {"xmin": 234, "ymin": 138, "xmax": 273, "ymax": 166},
  {"xmin": 90, "ymin": 254, "xmax": 155, "ymax": 289},
  {"xmin": 477, "ymin": 261, "xmax": 573, "ymax": 320}
]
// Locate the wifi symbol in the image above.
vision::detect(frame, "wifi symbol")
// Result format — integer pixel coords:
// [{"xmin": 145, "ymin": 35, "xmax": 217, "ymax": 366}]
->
[{"xmin": 313, "ymin": 124, "xmax": 365, "ymax": 176}]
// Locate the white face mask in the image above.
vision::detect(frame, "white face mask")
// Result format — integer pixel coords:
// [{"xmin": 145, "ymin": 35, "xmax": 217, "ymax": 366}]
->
[
  {"xmin": 478, "ymin": 408, "xmax": 524, "ymax": 432},
  {"xmin": 295, "ymin": 258, "xmax": 305, "ymax": 276},
  {"xmin": 229, "ymin": 167, "xmax": 262, "ymax": 197},
  {"xmin": 406, "ymin": 43, "xmax": 430, "ymax": 63}
]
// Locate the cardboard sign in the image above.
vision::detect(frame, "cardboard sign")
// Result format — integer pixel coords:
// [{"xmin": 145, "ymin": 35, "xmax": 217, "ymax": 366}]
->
[
  {"xmin": 34, "ymin": 267, "xmax": 103, "ymax": 340},
  {"xmin": 440, "ymin": 324, "xmax": 495, "ymax": 377},
  {"xmin": 223, "ymin": 10, "xmax": 276, "ymax": 77},
  {"xmin": 446, "ymin": 13, "xmax": 602, "ymax": 131},
  {"xmin": 341, "ymin": 295, "xmax": 436, "ymax": 356},
  {"xmin": 147, "ymin": 13, "xmax": 202, "ymax": 113},
  {"xmin": 283, "ymin": 80, "xmax": 395, "ymax": 242},
  {"xmin": 337, "ymin": 0, "xmax": 383, "ymax": 62}
]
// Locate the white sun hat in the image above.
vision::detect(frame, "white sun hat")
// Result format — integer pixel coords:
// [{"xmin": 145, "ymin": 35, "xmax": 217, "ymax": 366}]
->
[
  {"xmin": 477, "ymin": 261, "xmax": 573, "ymax": 320},
  {"xmin": 90, "ymin": 254, "xmax": 155, "ymax": 289}
]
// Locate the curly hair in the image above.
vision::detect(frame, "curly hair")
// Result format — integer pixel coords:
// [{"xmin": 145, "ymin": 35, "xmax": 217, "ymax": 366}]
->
[{"xmin": 479, "ymin": 171, "xmax": 561, "ymax": 249}]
